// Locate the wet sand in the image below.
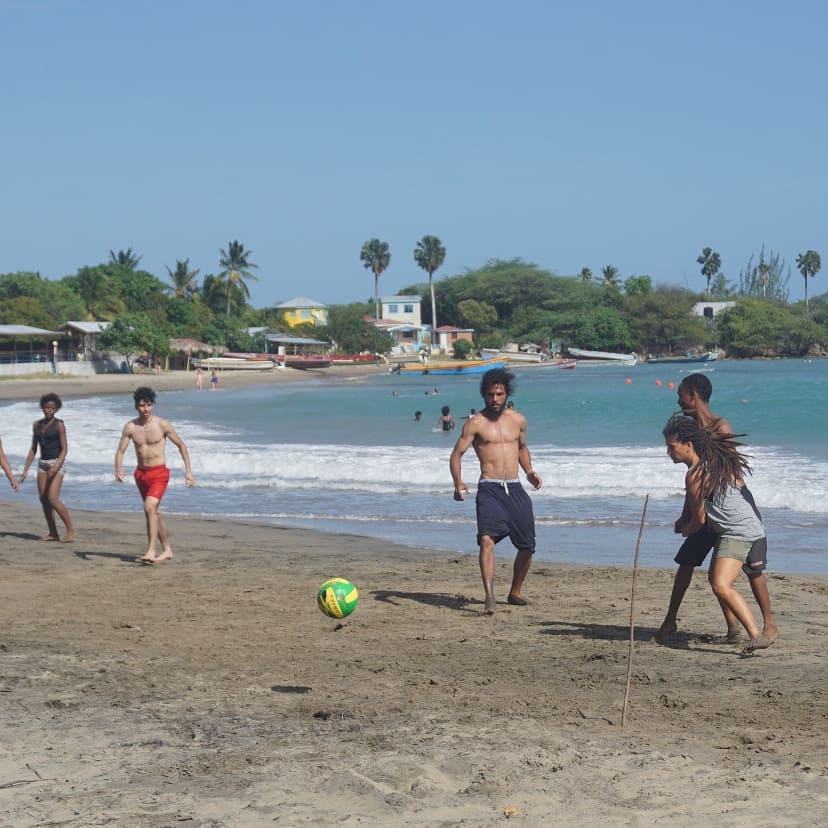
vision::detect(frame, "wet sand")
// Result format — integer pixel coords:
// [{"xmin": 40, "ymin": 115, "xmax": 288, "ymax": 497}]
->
[{"xmin": 1, "ymin": 501, "xmax": 826, "ymax": 826}]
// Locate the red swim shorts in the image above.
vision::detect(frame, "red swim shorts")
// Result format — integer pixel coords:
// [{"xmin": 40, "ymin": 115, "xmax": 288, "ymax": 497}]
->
[{"xmin": 134, "ymin": 465, "xmax": 171, "ymax": 501}]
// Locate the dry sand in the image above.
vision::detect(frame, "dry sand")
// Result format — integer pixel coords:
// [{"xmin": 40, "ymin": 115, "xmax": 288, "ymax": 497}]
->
[
  {"xmin": 1, "ymin": 500, "xmax": 826, "ymax": 827},
  {"xmin": 0, "ymin": 363, "xmax": 388, "ymax": 401}
]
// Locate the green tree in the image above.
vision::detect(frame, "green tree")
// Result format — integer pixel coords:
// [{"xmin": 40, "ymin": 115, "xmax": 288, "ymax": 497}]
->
[
  {"xmin": 579, "ymin": 267, "xmax": 593, "ymax": 282},
  {"xmin": 624, "ymin": 286, "xmax": 708, "ymax": 355},
  {"xmin": 0, "ymin": 271, "xmax": 85, "ymax": 323},
  {"xmin": 67, "ymin": 266, "xmax": 125, "ymax": 320},
  {"xmin": 623, "ymin": 274, "xmax": 652, "ymax": 296},
  {"xmin": 697, "ymin": 247, "xmax": 721, "ymax": 296},
  {"xmin": 109, "ymin": 247, "xmax": 142, "ymax": 269},
  {"xmin": 109, "ymin": 266, "xmax": 168, "ymax": 321},
  {"xmin": 165, "ymin": 258, "xmax": 200, "ymax": 300},
  {"xmin": 0, "ymin": 295, "xmax": 58, "ymax": 327},
  {"xmin": 413, "ymin": 235, "xmax": 446, "ymax": 351},
  {"xmin": 457, "ymin": 298, "xmax": 497, "ymax": 351},
  {"xmin": 717, "ymin": 297, "xmax": 820, "ymax": 357},
  {"xmin": 319, "ymin": 303, "xmax": 394, "ymax": 354},
  {"xmin": 218, "ymin": 240, "xmax": 258, "ymax": 315},
  {"xmin": 97, "ymin": 312, "xmax": 168, "ymax": 371},
  {"xmin": 601, "ymin": 265, "xmax": 621, "ymax": 289},
  {"xmin": 795, "ymin": 250, "xmax": 821, "ymax": 313},
  {"xmin": 359, "ymin": 239, "xmax": 391, "ymax": 321}
]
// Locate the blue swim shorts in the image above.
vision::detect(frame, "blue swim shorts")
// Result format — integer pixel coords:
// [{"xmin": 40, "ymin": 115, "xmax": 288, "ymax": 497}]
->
[{"xmin": 475, "ymin": 480, "xmax": 536, "ymax": 553}]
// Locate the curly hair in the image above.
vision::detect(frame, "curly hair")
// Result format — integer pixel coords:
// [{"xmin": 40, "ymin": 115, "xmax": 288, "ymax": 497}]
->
[
  {"xmin": 133, "ymin": 386, "xmax": 157, "ymax": 407},
  {"xmin": 663, "ymin": 413, "xmax": 752, "ymax": 497},
  {"xmin": 39, "ymin": 392, "xmax": 62, "ymax": 411},
  {"xmin": 479, "ymin": 367, "xmax": 515, "ymax": 398}
]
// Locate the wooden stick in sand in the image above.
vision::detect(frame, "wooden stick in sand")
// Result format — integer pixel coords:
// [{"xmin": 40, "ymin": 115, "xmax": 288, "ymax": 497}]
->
[{"xmin": 622, "ymin": 494, "xmax": 649, "ymax": 727}]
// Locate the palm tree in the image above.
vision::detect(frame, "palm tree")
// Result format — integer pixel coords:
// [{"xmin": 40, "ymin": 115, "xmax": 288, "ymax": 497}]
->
[
  {"xmin": 601, "ymin": 265, "xmax": 620, "ymax": 289},
  {"xmin": 360, "ymin": 239, "xmax": 391, "ymax": 320},
  {"xmin": 165, "ymin": 258, "xmax": 200, "ymax": 300},
  {"xmin": 579, "ymin": 267, "xmax": 593, "ymax": 282},
  {"xmin": 414, "ymin": 235, "xmax": 446, "ymax": 353},
  {"xmin": 697, "ymin": 247, "xmax": 721, "ymax": 296},
  {"xmin": 109, "ymin": 247, "xmax": 142, "ymax": 270},
  {"xmin": 795, "ymin": 250, "xmax": 821, "ymax": 313},
  {"xmin": 218, "ymin": 240, "xmax": 258, "ymax": 315}
]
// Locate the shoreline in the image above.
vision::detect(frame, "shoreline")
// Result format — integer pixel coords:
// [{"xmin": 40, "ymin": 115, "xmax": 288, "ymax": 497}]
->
[
  {"xmin": 1, "ymin": 500, "xmax": 825, "ymax": 825},
  {"xmin": 0, "ymin": 362, "xmax": 390, "ymax": 402}
]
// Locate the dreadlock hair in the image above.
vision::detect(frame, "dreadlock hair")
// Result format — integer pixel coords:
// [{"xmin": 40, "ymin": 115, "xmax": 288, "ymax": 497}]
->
[{"xmin": 662, "ymin": 413, "xmax": 753, "ymax": 498}]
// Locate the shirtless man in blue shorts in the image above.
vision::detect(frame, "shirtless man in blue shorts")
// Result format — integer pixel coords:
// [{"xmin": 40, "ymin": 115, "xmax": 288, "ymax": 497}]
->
[{"xmin": 450, "ymin": 368, "xmax": 542, "ymax": 615}]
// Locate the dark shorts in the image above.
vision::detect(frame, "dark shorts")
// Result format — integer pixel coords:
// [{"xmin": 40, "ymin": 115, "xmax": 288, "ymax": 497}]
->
[
  {"xmin": 674, "ymin": 486, "xmax": 762, "ymax": 569},
  {"xmin": 134, "ymin": 465, "xmax": 170, "ymax": 502},
  {"xmin": 739, "ymin": 536, "xmax": 768, "ymax": 577},
  {"xmin": 475, "ymin": 480, "xmax": 535, "ymax": 553},
  {"xmin": 675, "ymin": 524, "xmax": 717, "ymax": 567}
]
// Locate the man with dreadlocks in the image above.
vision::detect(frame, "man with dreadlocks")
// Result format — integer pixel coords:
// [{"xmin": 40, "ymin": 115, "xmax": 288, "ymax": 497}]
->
[
  {"xmin": 450, "ymin": 368, "xmax": 542, "ymax": 615},
  {"xmin": 662, "ymin": 414, "xmax": 773, "ymax": 655},
  {"xmin": 655, "ymin": 373, "xmax": 777, "ymax": 645}
]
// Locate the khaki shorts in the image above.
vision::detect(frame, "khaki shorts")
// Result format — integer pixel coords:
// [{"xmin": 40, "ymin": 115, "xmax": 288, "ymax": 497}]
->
[{"xmin": 713, "ymin": 536, "xmax": 767, "ymax": 576}]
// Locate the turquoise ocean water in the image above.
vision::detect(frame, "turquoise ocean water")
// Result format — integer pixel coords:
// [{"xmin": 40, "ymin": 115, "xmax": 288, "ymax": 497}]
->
[{"xmin": 1, "ymin": 359, "xmax": 826, "ymax": 574}]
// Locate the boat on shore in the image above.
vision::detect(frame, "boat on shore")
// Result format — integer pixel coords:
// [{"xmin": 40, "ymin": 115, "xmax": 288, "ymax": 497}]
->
[
  {"xmin": 274, "ymin": 355, "xmax": 332, "ymax": 369},
  {"xmin": 193, "ymin": 355, "xmax": 277, "ymax": 371},
  {"xmin": 480, "ymin": 347, "xmax": 549, "ymax": 363},
  {"xmin": 567, "ymin": 348, "xmax": 639, "ymax": 366},
  {"xmin": 646, "ymin": 351, "xmax": 719, "ymax": 365},
  {"xmin": 393, "ymin": 357, "xmax": 509, "ymax": 376}
]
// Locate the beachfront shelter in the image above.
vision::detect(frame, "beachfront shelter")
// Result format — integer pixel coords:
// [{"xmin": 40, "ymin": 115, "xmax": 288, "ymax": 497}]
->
[
  {"xmin": 264, "ymin": 333, "xmax": 330, "ymax": 357},
  {"xmin": 59, "ymin": 321, "xmax": 111, "ymax": 361},
  {"xmin": 0, "ymin": 324, "xmax": 63, "ymax": 368}
]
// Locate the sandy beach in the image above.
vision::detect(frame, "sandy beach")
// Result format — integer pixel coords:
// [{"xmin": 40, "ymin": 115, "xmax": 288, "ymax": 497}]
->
[
  {"xmin": 1, "ymin": 498, "xmax": 826, "ymax": 827},
  {"xmin": 0, "ymin": 363, "xmax": 388, "ymax": 401}
]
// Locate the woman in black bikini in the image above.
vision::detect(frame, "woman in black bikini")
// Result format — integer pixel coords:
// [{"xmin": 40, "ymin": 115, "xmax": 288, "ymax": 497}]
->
[{"xmin": 20, "ymin": 393, "xmax": 76, "ymax": 542}]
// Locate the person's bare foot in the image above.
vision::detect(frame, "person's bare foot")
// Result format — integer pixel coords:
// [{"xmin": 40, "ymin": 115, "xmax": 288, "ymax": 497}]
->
[
  {"xmin": 725, "ymin": 629, "xmax": 744, "ymax": 644},
  {"xmin": 154, "ymin": 549, "xmax": 174, "ymax": 563},
  {"xmin": 137, "ymin": 553, "xmax": 156, "ymax": 564},
  {"xmin": 61, "ymin": 531, "xmax": 77, "ymax": 543},
  {"xmin": 484, "ymin": 596, "xmax": 496, "ymax": 615},
  {"xmin": 507, "ymin": 594, "xmax": 528, "ymax": 606},
  {"xmin": 763, "ymin": 621, "xmax": 779, "ymax": 643},
  {"xmin": 653, "ymin": 620, "xmax": 677, "ymax": 644},
  {"xmin": 740, "ymin": 636, "xmax": 774, "ymax": 656},
  {"xmin": 39, "ymin": 535, "xmax": 60, "ymax": 542}
]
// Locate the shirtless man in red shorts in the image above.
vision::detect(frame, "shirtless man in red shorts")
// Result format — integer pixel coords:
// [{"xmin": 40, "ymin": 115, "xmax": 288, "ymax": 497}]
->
[{"xmin": 115, "ymin": 386, "xmax": 195, "ymax": 563}]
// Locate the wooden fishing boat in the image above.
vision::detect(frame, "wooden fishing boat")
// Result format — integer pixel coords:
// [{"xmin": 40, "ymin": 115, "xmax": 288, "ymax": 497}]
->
[
  {"xmin": 392, "ymin": 357, "xmax": 509, "ymax": 376},
  {"xmin": 645, "ymin": 351, "xmax": 719, "ymax": 364},
  {"xmin": 567, "ymin": 348, "xmax": 639, "ymax": 365}
]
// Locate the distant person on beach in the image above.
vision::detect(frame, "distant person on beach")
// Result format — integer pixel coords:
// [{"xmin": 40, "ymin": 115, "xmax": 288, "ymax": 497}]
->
[
  {"xmin": 211, "ymin": 370, "xmax": 219, "ymax": 390},
  {"xmin": 115, "ymin": 386, "xmax": 195, "ymax": 563},
  {"xmin": 0, "ymin": 435, "xmax": 19, "ymax": 492},
  {"xmin": 196, "ymin": 367, "xmax": 203, "ymax": 390},
  {"xmin": 437, "ymin": 405, "xmax": 456, "ymax": 431},
  {"xmin": 461, "ymin": 408, "xmax": 477, "ymax": 419},
  {"xmin": 414, "ymin": 410, "xmax": 422, "ymax": 421},
  {"xmin": 450, "ymin": 368, "xmax": 542, "ymax": 614},
  {"xmin": 655, "ymin": 374, "xmax": 777, "ymax": 645},
  {"xmin": 19, "ymin": 393, "xmax": 76, "ymax": 541},
  {"xmin": 661, "ymin": 413, "xmax": 774, "ymax": 655}
]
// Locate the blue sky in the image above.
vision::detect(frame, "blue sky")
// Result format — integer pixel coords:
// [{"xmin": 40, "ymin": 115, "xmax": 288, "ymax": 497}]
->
[{"xmin": 2, "ymin": 0, "xmax": 826, "ymax": 307}]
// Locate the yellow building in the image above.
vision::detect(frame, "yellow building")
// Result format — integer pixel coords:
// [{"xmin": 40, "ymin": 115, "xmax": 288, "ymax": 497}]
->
[{"xmin": 275, "ymin": 296, "xmax": 329, "ymax": 328}]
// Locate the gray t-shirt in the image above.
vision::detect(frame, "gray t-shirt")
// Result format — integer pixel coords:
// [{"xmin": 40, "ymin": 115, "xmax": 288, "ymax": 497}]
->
[{"xmin": 705, "ymin": 484, "xmax": 764, "ymax": 542}]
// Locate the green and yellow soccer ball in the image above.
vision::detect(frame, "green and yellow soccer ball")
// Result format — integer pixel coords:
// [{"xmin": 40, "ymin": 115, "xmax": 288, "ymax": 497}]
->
[{"xmin": 317, "ymin": 578, "xmax": 359, "ymax": 619}]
